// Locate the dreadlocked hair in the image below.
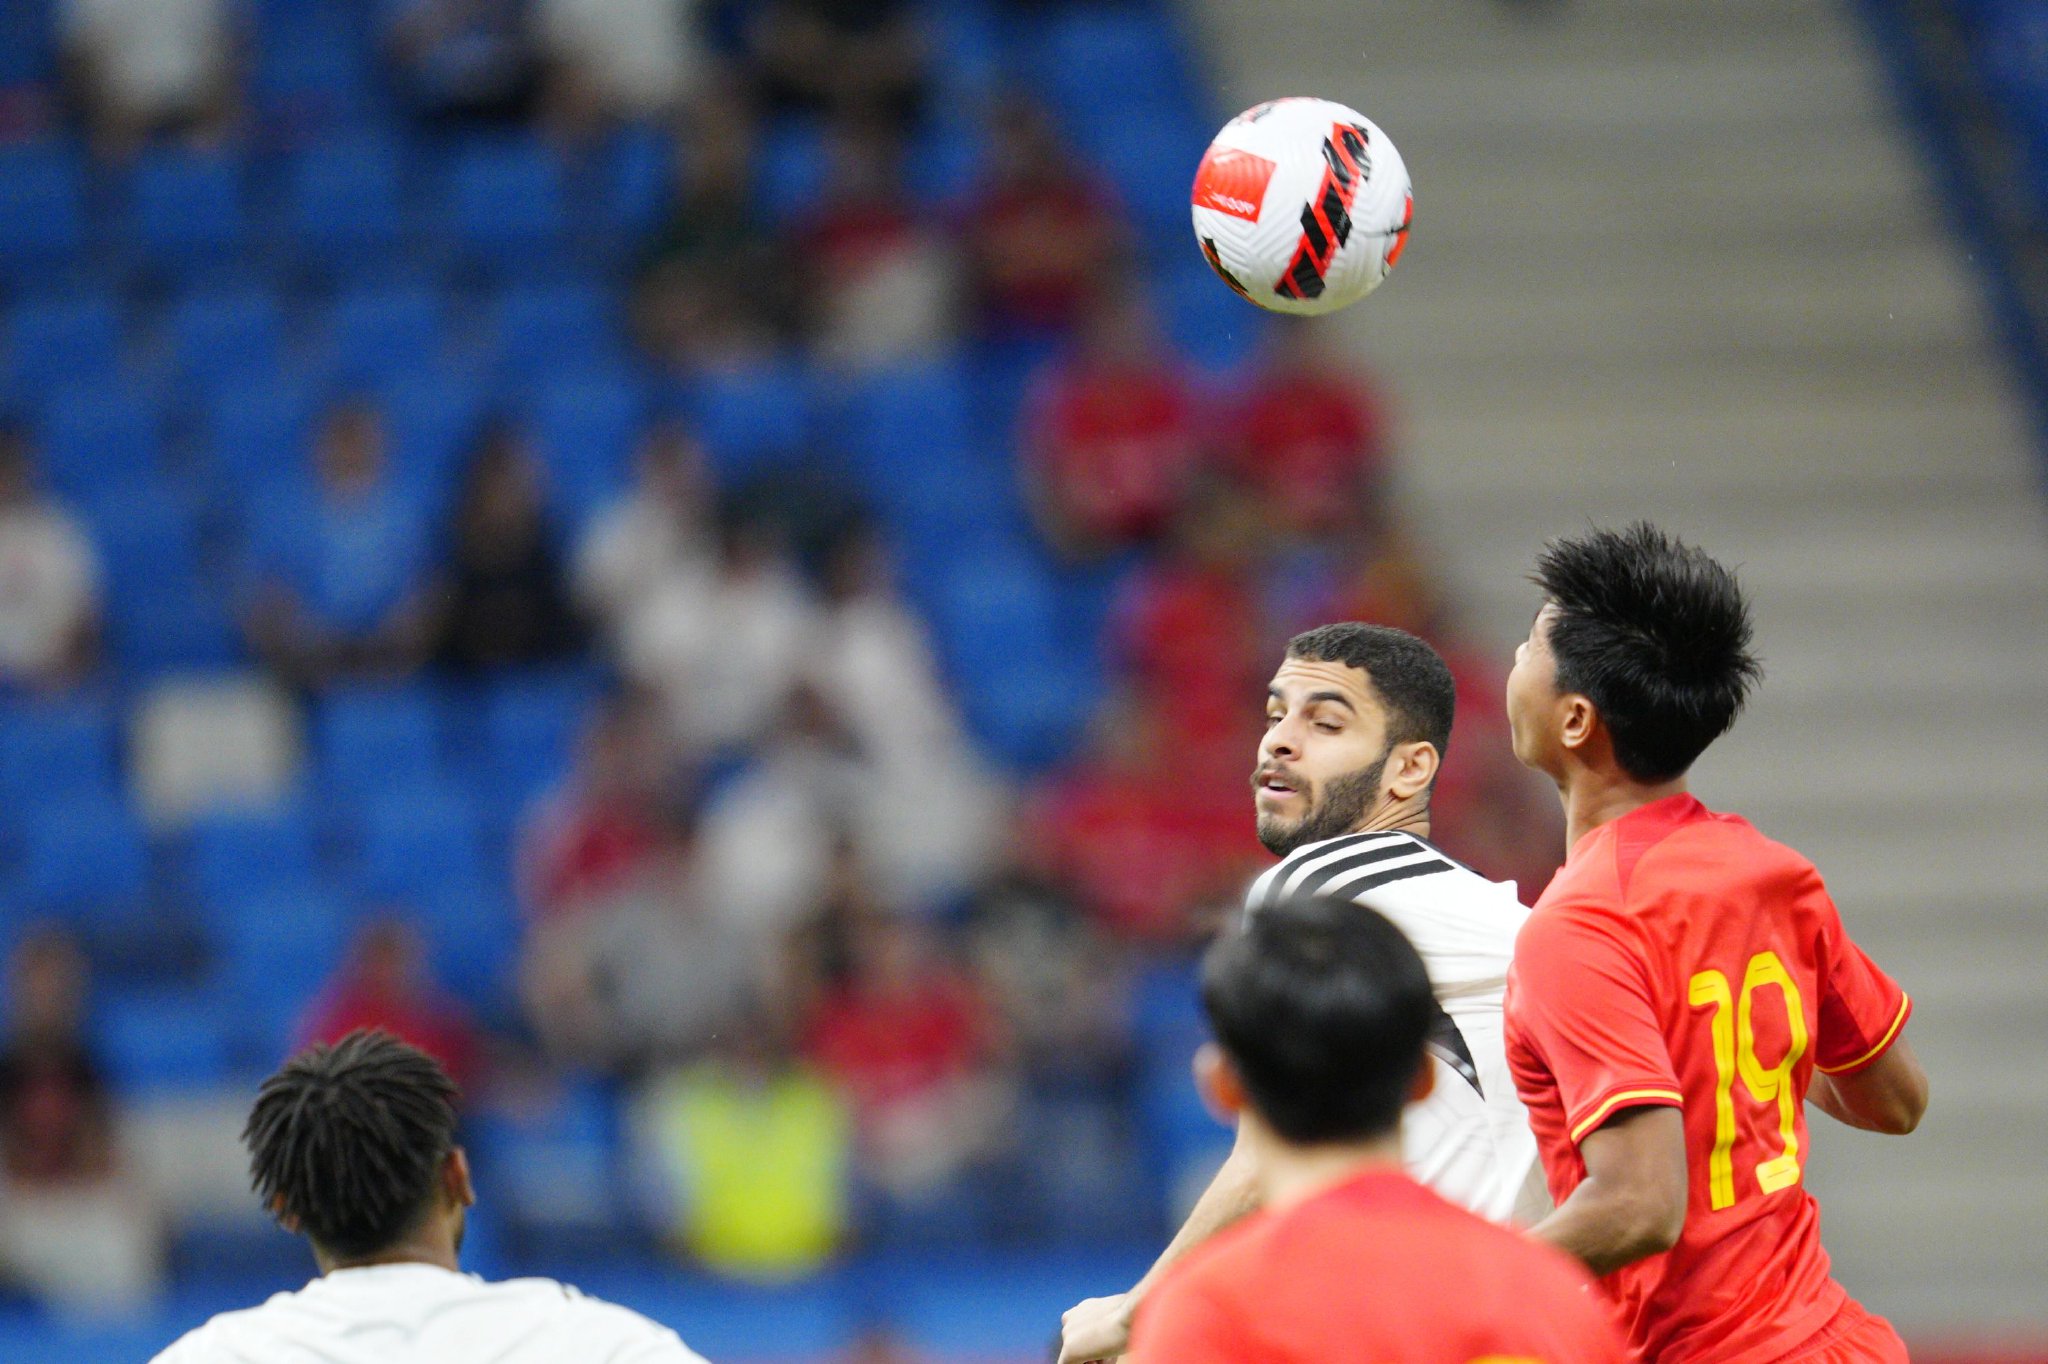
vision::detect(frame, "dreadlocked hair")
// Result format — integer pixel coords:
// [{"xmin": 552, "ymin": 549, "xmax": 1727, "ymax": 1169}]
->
[{"xmin": 243, "ymin": 1029, "xmax": 461, "ymax": 1259}]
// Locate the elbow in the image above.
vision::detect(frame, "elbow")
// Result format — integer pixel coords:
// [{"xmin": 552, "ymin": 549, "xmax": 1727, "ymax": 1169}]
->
[
  {"xmin": 1630, "ymin": 1194, "xmax": 1685, "ymax": 1259},
  {"xmin": 1882, "ymin": 1079, "xmax": 1928, "ymax": 1135}
]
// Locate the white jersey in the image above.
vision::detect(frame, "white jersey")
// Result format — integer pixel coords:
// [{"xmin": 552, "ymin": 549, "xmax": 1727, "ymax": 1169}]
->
[
  {"xmin": 151, "ymin": 1262, "xmax": 709, "ymax": 1364},
  {"xmin": 1244, "ymin": 830, "xmax": 1548, "ymax": 1224}
]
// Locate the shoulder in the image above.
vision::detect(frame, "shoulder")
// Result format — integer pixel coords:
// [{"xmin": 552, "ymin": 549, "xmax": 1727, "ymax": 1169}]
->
[
  {"xmin": 521, "ymin": 1279, "xmax": 707, "ymax": 1359},
  {"xmin": 1244, "ymin": 832, "xmax": 1461, "ymax": 913}
]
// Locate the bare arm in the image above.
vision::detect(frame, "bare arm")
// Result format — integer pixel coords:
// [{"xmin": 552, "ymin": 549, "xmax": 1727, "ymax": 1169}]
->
[
  {"xmin": 1056, "ymin": 1121, "xmax": 1261, "ymax": 1363},
  {"xmin": 1529, "ymin": 1105, "xmax": 1688, "ymax": 1278},
  {"xmin": 1810, "ymin": 1038, "xmax": 1926, "ymax": 1134}
]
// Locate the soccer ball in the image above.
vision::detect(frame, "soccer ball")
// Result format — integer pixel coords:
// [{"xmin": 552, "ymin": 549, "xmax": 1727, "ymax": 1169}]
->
[{"xmin": 1190, "ymin": 98, "xmax": 1413, "ymax": 316}]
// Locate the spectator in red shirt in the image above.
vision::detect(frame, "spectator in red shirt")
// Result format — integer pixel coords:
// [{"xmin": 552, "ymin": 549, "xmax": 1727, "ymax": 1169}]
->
[
  {"xmin": 299, "ymin": 917, "xmax": 483, "ymax": 1098},
  {"xmin": 800, "ymin": 909, "xmax": 1007, "ymax": 1198},
  {"xmin": 516, "ymin": 689, "xmax": 674, "ymax": 922},
  {"xmin": 1222, "ymin": 321, "xmax": 1392, "ymax": 541},
  {"xmin": 1021, "ymin": 291, "xmax": 1201, "ymax": 560},
  {"xmin": 1024, "ymin": 693, "xmax": 1251, "ymax": 945},
  {"xmin": 961, "ymin": 98, "xmax": 1125, "ymax": 342},
  {"xmin": 793, "ymin": 116, "xmax": 957, "ymax": 370}
]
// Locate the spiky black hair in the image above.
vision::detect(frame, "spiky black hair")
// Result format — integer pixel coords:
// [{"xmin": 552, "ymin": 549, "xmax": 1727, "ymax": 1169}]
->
[
  {"xmin": 1533, "ymin": 521, "xmax": 1762, "ymax": 782},
  {"xmin": 243, "ymin": 1030, "xmax": 460, "ymax": 1260}
]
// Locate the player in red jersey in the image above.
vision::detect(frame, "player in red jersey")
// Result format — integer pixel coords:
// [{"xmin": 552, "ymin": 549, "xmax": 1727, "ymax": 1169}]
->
[
  {"xmin": 1502, "ymin": 523, "xmax": 1929, "ymax": 1363},
  {"xmin": 1127, "ymin": 893, "xmax": 1627, "ymax": 1364}
]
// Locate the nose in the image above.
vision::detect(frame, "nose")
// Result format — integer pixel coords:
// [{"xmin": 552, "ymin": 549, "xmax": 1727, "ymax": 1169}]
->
[{"xmin": 1261, "ymin": 716, "xmax": 1299, "ymax": 763}]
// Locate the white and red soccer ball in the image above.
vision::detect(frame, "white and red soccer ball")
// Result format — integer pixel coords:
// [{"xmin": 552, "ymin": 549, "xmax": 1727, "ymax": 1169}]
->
[{"xmin": 1191, "ymin": 98, "xmax": 1413, "ymax": 316}]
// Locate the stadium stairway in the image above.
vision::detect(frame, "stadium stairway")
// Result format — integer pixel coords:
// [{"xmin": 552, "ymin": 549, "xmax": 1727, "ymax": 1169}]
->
[{"xmin": 1191, "ymin": 0, "xmax": 2048, "ymax": 1342}]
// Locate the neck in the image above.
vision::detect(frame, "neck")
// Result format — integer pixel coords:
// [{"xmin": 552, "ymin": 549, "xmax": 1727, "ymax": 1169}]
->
[
  {"xmin": 1557, "ymin": 768, "xmax": 1688, "ymax": 850},
  {"xmin": 1243, "ymin": 1117, "xmax": 1405, "ymax": 1212},
  {"xmin": 1355, "ymin": 799, "xmax": 1430, "ymax": 841},
  {"xmin": 319, "ymin": 1234, "xmax": 459, "ymax": 1277}
]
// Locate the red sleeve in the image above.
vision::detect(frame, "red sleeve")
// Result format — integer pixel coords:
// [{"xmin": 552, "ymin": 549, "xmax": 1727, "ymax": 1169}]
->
[
  {"xmin": 1813, "ymin": 894, "xmax": 1911, "ymax": 1075},
  {"xmin": 1127, "ymin": 1269, "xmax": 1248, "ymax": 1364},
  {"xmin": 1512, "ymin": 904, "xmax": 1684, "ymax": 1144}
]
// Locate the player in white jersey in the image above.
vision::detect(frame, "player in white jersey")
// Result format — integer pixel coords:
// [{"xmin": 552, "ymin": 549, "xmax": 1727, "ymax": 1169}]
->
[
  {"xmin": 1058, "ymin": 623, "xmax": 1544, "ymax": 1364},
  {"xmin": 152, "ymin": 1030, "xmax": 709, "ymax": 1364}
]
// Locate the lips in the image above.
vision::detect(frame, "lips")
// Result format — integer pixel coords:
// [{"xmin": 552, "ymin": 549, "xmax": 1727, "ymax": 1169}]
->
[{"xmin": 1254, "ymin": 768, "xmax": 1301, "ymax": 797}]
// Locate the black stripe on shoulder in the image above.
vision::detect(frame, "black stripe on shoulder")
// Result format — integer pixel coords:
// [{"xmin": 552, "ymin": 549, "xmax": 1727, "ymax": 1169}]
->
[
  {"xmin": 1291, "ymin": 842, "xmax": 1425, "ymax": 901},
  {"xmin": 1343, "ymin": 858, "xmax": 1456, "ymax": 897}
]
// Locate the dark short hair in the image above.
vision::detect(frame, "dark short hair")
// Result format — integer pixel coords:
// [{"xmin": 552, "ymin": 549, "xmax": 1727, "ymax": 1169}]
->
[
  {"xmin": 1285, "ymin": 622, "xmax": 1455, "ymax": 759},
  {"xmin": 1201, "ymin": 895, "xmax": 1435, "ymax": 1144},
  {"xmin": 244, "ymin": 1030, "xmax": 460, "ymax": 1260},
  {"xmin": 1533, "ymin": 522, "xmax": 1762, "ymax": 782}
]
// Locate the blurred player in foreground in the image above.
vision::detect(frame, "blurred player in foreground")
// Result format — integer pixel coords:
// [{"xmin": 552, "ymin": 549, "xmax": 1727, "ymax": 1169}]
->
[
  {"xmin": 1060, "ymin": 623, "xmax": 1544, "ymax": 1362},
  {"xmin": 1126, "ymin": 893, "xmax": 1626, "ymax": 1363},
  {"xmin": 152, "ymin": 1030, "xmax": 710, "ymax": 1364},
  {"xmin": 1504, "ymin": 522, "xmax": 1928, "ymax": 1363}
]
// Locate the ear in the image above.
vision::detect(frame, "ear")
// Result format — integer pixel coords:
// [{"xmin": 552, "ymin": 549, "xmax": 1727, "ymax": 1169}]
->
[
  {"xmin": 1409, "ymin": 1054, "xmax": 1436, "ymax": 1106},
  {"xmin": 1557, "ymin": 694, "xmax": 1600, "ymax": 756},
  {"xmin": 444, "ymin": 1147, "xmax": 477, "ymax": 1210},
  {"xmin": 1384, "ymin": 741, "xmax": 1440, "ymax": 802},
  {"xmin": 1194, "ymin": 1043, "xmax": 1247, "ymax": 1124},
  {"xmin": 268, "ymin": 1194, "xmax": 302, "ymax": 1235}
]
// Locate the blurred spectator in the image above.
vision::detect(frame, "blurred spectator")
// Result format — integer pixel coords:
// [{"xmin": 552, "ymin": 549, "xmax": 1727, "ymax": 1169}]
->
[
  {"xmin": 1221, "ymin": 321, "xmax": 1393, "ymax": 540},
  {"xmin": 536, "ymin": 0, "xmax": 705, "ymax": 139},
  {"xmin": 795, "ymin": 117, "xmax": 958, "ymax": 370},
  {"xmin": 961, "ymin": 98, "xmax": 1124, "ymax": 342},
  {"xmin": 800, "ymin": 911, "xmax": 1008, "ymax": 1202},
  {"xmin": 0, "ymin": 928, "xmax": 162, "ymax": 1314},
  {"xmin": 429, "ymin": 422, "xmax": 584, "ymax": 673},
  {"xmin": 574, "ymin": 419, "xmax": 715, "ymax": 627},
  {"xmin": 965, "ymin": 871, "xmax": 1127, "ymax": 1090},
  {"xmin": 381, "ymin": 0, "xmax": 537, "ymax": 129},
  {"xmin": 517, "ymin": 688, "xmax": 675, "ymax": 921},
  {"xmin": 1109, "ymin": 488, "xmax": 1267, "ymax": 728},
  {"xmin": 634, "ymin": 1001, "xmax": 850, "ymax": 1281},
  {"xmin": 1020, "ymin": 291, "xmax": 1202, "ymax": 560},
  {"xmin": 1023, "ymin": 693, "xmax": 1251, "ymax": 945},
  {"xmin": 57, "ymin": 0, "xmax": 239, "ymax": 156},
  {"xmin": 242, "ymin": 400, "xmax": 433, "ymax": 689},
  {"xmin": 521, "ymin": 790, "xmax": 759, "ymax": 1073},
  {"xmin": 742, "ymin": 0, "xmax": 926, "ymax": 128},
  {"xmin": 298, "ymin": 917, "xmax": 486, "ymax": 1097},
  {"xmin": 0, "ymin": 423, "xmax": 101, "ymax": 691},
  {"xmin": 617, "ymin": 504, "xmax": 816, "ymax": 756},
  {"xmin": 635, "ymin": 100, "xmax": 789, "ymax": 367}
]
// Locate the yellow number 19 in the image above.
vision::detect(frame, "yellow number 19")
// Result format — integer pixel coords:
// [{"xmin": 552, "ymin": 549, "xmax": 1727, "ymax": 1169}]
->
[{"xmin": 1687, "ymin": 951, "xmax": 1809, "ymax": 1210}]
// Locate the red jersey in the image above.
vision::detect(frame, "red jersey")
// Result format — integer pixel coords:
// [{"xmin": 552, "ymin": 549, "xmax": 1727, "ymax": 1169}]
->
[
  {"xmin": 1128, "ymin": 1167, "xmax": 1627, "ymax": 1364},
  {"xmin": 1504, "ymin": 795, "xmax": 1912, "ymax": 1363}
]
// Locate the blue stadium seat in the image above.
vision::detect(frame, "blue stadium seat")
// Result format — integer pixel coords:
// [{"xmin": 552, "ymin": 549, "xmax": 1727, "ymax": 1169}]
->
[
  {"xmin": 186, "ymin": 804, "xmax": 322, "ymax": 910},
  {"xmin": 524, "ymin": 367, "xmax": 644, "ymax": 528},
  {"xmin": 484, "ymin": 279, "xmax": 621, "ymax": 385},
  {"xmin": 1074, "ymin": 109, "xmax": 1212, "ymax": 244},
  {"xmin": 924, "ymin": 555, "xmax": 1093, "ymax": 768},
  {"xmin": 211, "ymin": 884, "xmax": 352, "ymax": 1059},
  {"xmin": 124, "ymin": 148, "xmax": 248, "ymax": 275},
  {"xmin": 317, "ymin": 282, "xmax": 448, "ymax": 385},
  {"xmin": 0, "ymin": 0, "xmax": 57, "ymax": 87},
  {"xmin": 165, "ymin": 286, "xmax": 288, "ymax": 389},
  {"xmin": 94, "ymin": 988, "xmax": 233, "ymax": 1095},
  {"xmin": 84, "ymin": 479, "xmax": 206, "ymax": 600},
  {"xmin": 1153, "ymin": 253, "xmax": 1269, "ymax": 375},
  {"xmin": 0, "ymin": 696, "xmax": 120, "ymax": 805},
  {"xmin": 21, "ymin": 793, "xmax": 152, "ymax": 910},
  {"xmin": 438, "ymin": 137, "xmax": 570, "ymax": 275},
  {"xmin": 0, "ymin": 140, "xmax": 87, "ymax": 282},
  {"xmin": 685, "ymin": 357, "xmax": 814, "ymax": 484},
  {"xmin": 380, "ymin": 361, "xmax": 486, "ymax": 507},
  {"xmin": 354, "ymin": 783, "xmax": 489, "ymax": 901},
  {"xmin": 35, "ymin": 382, "xmax": 164, "ymax": 498},
  {"xmin": 754, "ymin": 117, "xmax": 832, "ymax": 224},
  {"xmin": 477, "ymin": 670, "xmax": 598, "ymax": 810},
  {"xmin": 281, "ymin": 134, "xmax": 408, "ymax": 272},
  {"xmin": 464, "ymin": 1077, "xmax": 623, "ymax": 1234},
  {"xmin": 251, "ymin": 0, "xmax": 380, "ymax": 134},
  {"xmin": 4, "ymin": 292, "xmax": 123, "ymax": 395},
  {"xmin": 589, "ymin": 122, "xmax": 676, "ymax": 242},
  {"xmin": 313, "ymin": 684, "xmax": 448, "ymax": 800},
  {"xmin": 109, "ymin": 578, "xmax": 241, "ymax": 676},
  {"xmin": 1026, "ymin": 6, "xmax": 1197, "ymax": 125},
  {"xmin": 408, "ymin": 873, "xmax": 518, "ymax": 1006},
  {"xmin": 200, "ymin": 366, "xmax": 322, "ymax": 492}
]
